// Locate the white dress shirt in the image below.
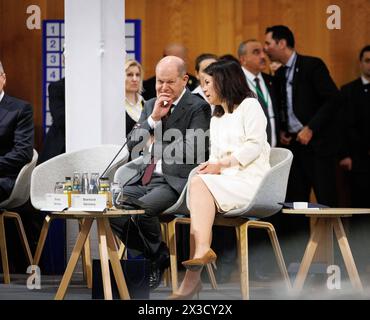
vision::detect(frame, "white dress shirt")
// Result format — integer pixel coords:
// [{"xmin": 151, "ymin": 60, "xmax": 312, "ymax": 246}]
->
[
  {"xmin": 147, "ymin": 88, "xmax": 187, "ymax": 175},
  {"xmin": 242, "ymin": 67, "xmax": 277, "ymax": 147},
  {"xmin": 284, "ymin": 51, "xmax": 303, "ymax": 133}
]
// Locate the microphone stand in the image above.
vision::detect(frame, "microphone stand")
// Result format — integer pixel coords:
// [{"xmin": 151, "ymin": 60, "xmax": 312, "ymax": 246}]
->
[{"xmin": 99, "ymin": 123, "xmax": 140, "ymax": 179}]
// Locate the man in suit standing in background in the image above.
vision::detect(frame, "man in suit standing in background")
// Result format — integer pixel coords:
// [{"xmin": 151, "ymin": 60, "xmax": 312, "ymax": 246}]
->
[
  {"xmin": 339, "ymin": 45, "xmax": 370, "ymax": 272},
  {"xmin": 111, "ymin": 56, "xmax": 211, "ymax": 289},
  {"xmin": 264, "ymin": 25, "xmax": 339, "ymax": 267},
  {"xmin": 264, "ymin": 25, "xmax": 339, "ymax": 207},
  {"xmin": 0, "ymin": 60, "xmax": 34, "ymax": 202},
  {"xmin": 339, "ymin": 45, "xmax": 370, "ymax": 207},
  {"xmin": 38, "ymin": 77, "xmax": 65, "ymax": 164},
  {"xmin": 238, "ymin": 39, "xmax": 280, "ymax": 147}
]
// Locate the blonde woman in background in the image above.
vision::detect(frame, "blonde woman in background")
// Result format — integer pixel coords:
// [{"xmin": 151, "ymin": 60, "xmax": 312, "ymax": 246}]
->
[{"xmin": 125, "ymin": 59, "xmax": 144, "ymax": 135}]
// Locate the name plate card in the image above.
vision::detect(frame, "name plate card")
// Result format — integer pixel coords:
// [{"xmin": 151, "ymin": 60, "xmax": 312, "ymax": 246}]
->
[
  {"xmin": 68, "ymin": 194, "xmax": 107, "ymax": 212},
  {"xmin": 41, "ymin": 193, "xmax": 69, "ymax": 212}
]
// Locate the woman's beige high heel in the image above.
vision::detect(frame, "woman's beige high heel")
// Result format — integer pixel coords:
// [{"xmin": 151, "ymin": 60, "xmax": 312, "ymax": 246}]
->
[
  {"xmin": 181, "ymin": 249, "xmax": 217, "ymax": 271},
  {"xmin": 167, "ymin": 282, "xmax": 203, "ymax": 300}
]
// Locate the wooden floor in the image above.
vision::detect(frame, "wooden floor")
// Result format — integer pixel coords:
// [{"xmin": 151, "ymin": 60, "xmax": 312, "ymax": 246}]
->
[{"xmin": 1, "ymin": 271, "xmax": 370, "ymax": 300}]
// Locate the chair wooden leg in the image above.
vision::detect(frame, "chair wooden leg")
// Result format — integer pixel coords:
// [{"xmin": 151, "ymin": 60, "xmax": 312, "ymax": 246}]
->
[
  {"xmin": 265, "ymin": 222, "xmax": 292, "ymax": 290},
  {"xmin": 238, "ymin": 223, "xmax": 249, "ymax": 300},
  {"xmin": 5, "ymin": 211, "xmax": 33, "ymax": 265},
  {"xmin": 160, "ymin": 222, "xmax": 171, "ymax": 288},
  {"xmin": 0, "ymin": 214, "xmax": 10, "ymax": 284},
  {"xmin": 168, "ymin": 219, "xmax": 179, "ymax": 291},
  {"xmin": 205, "ymin": 263, "xmax": 218, "ymax": 289},
  {"xmin": 115, "ymin": 235, "xmax": 126, "ymax": 260},
  {"xmin": 33, "ymin": 215, "xmax": 53, "ymax": 265}
]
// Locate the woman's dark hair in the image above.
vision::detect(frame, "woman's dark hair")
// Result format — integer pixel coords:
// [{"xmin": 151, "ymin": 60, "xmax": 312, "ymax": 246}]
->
[
  {"xmin": 204, "ymin": 59, "xmax": 254, "ymax": 117},
  {"xmin": 195, "ymin": 53, "xmax": 218, "ymax": 72}
]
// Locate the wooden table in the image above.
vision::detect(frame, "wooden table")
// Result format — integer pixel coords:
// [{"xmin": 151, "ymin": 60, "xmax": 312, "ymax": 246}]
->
[
  {"xmin": 283, "ymin": 208, "xmax": 370, "ymax": 292},
  {"xmin": 46, "ymin": 209, "xmax": 144, "ymax": 300}
]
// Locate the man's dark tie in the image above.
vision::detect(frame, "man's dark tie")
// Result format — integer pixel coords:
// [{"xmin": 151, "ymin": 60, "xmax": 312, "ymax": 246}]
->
[
  {"xmin": 161, "ymin": 104, "xmax": 175, "ymax": 130},
  {"xmin": 279, "ymin": 66, "xmax": 289, "ymax": 128},
  {"xmin": 142, "ymin": 157, "xmax": 157, "ymax": 185},
  {"xmin": 254, "ymin": 77, "xmax": 272, "ymax": 145},
  {"xmin": 141, "ymin": 105, "xmax": 174, "ymax": 186},
  {"xmin": 254, "ymin": 77, "xmax": 267, "ymax": 109}
]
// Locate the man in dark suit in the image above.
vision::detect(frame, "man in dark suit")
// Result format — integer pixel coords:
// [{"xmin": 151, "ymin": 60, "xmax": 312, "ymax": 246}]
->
[
  {"xmin": 338, "ymin": 45, "xmax": 370, "ymax": 271},
  {"xmin": 0, "ymin": 60, "xmax": 34, "ymax": 202},
  {"xmin": 264, "ymin": 25, "xmax": 339, "ymax": 267},
  {"xmin": 38, "ymin": 78, "xmax": 65, "ymax": 164},
  {"xmin": 143, "ymin": 44, "xmax": 198, "ymax": 100},
  {"xmin": 238, "ymin": 39, "xmax": 281, "ymax": 147},
  {"xmin": 264, "ymin": 25, "xmax": 339, "ymax": 207},
  {"xmin": 339, "ymin": 45, "xmax": 370, "ymax": 206},
  {"xmin": 111, "ymin": 56, "xmax": 211, "ymax": 289}
]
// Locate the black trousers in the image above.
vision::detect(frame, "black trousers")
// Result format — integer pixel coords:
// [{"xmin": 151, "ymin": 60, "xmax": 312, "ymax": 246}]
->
[
  {"xmin": 346, "ymin": 170, "xmax": 370, "ymax": 271},
  {"xmin": 0, "ymin": 185, "xmax": 9, "ymax": 203},
  {"xmin": 276, "ymin": 142, "xmax": 337, "ymax": 265},
  {"xmin": 110, "ymin": 174, "xmax": 178, "ymax": 260},
  {"xmin": 286, "ymin": 142, "xmax": 337, "ymax": 206}
]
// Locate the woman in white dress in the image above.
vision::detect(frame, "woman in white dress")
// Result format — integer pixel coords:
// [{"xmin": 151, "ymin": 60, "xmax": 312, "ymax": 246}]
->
[{"xmin": 169, "ymin": 59, "xmax": 271, "ymax": 299}]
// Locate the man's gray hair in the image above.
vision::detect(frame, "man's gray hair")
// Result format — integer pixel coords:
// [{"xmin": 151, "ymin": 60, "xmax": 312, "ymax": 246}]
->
[
  {"xmin": 0, "ymin": 61, "xmax": 4, "ymax": 74},
  {"xmin": 237, "ymin": 39, "xmax": 258, "ymax": 58}
]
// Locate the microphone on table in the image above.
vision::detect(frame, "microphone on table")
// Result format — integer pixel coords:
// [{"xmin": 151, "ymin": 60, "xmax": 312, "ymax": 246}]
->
[{"xmin": 99, "ymin": 123, "xmax": 141, "ymax": 179}]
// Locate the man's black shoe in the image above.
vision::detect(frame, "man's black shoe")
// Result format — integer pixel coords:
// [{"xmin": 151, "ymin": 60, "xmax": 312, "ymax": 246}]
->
[{"xmin": 149, "ymin": 243, "xmax": 170, "ymax": 290}]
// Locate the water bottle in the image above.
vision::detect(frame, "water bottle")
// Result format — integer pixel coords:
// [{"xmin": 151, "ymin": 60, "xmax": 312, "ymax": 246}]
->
[
  {"xmin": 72, "ymin": 172, "xmax": 81, "ymax": 194},
  {"xmin": 98, "ymin": 177, "xmax": 112, "ymax": 208},
  {"xmin": 81, "ymin": 172, "xmax": 89, "ymax": 194}
]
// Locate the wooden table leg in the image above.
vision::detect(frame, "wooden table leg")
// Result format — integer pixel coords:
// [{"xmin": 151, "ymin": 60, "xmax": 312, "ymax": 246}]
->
[
  {"xmin": 55, "ymin": 218, "xmax": 94, "ymax": 300},
  {"xmin": 312, "ymin": 217, "xmax": 334, "ymax": 265},
  {"xmin": 79, "ymin": 219, "xmax": 92, "ymax": 289},
  {"xmin": 332, "ymin": 217, "xmax": 363, "ymax": 291},
  {"xmin": 96, "ymin": 219, "xmax": 113, "ymax": 300},
  {"xmin": 293, "ymin": 218, "xmax": 324, "ymax": 291},
  {"xmin": 33, "ymin": 215, "xmax": 54, "ymax": 266},
  {"xmin": 104, "ymin": 218, "xmax": 130, "ymax": 300}
]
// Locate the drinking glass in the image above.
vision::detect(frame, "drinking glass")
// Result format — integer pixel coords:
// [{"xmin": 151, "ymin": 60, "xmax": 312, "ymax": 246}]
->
[
  {"xmin": 54, "ymin": 182, "xmax": 65, "ymax": 194},
  {"xmin": 89, "ymin": 172, "xmax": 100, "ymax": 194},
  {"xmin": 111, "ymin": 182, "xmax": 122, "ymax": 207}
]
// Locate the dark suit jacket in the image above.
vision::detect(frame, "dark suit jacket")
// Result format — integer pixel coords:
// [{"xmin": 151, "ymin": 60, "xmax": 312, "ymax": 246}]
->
[
  {"xmin": 339, "ymin": 78, "xmax": 370, "ymax": 172},
  {"xmin": 0, "ymin": 94, "xmax": 34, "ymax": 196},
  {"xmin": 127, "ymin": 89, "xmax": 211, "ymax": 194},
  {"xmin": 275, "ymin": 54, "xmax": 339, "ymax": 155},
  {"xmin": 142, "ymin": 74, "xmax": 198, "ymax": 100},
  {"xmin": 261, "ymin": 72, "xmax": 281, "ymax": 145},
  {"xmin": 38, "ymin": 78, "xmax": 65, "ymax": 164}
]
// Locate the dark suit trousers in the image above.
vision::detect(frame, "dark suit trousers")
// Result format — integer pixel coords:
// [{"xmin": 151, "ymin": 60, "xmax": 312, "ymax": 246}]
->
[
  {"xmin": 286, "ymin": 141, "xmax": 337, "ymax": 206},
  {"xmin": 276, "ymin": 142, "xmax": 337, "ymax": 265},
  {"xmin": 110, "ymin": 174, "xmax": 178, "ymax": 260},
  {"xmin": 0, "ymin": 185, "xmax": 9, "ymax": 202}
]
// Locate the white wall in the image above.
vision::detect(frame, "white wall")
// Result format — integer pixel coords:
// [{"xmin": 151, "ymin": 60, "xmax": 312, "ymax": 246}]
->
[
  {"xmin": 64, "ymin": 0, "xmax": 125, "ymax": 265},
  {"xmin": 65, "ymin": 0, "xmax": 125, "ymax": 152}
]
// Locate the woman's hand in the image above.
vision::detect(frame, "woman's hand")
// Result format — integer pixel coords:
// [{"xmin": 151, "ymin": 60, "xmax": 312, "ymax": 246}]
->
[{"xmin": 197, "ymin": 161, "xmax": 221, "ymax": 174}]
